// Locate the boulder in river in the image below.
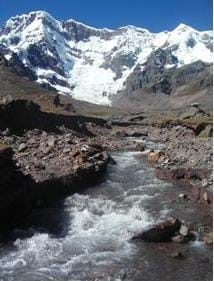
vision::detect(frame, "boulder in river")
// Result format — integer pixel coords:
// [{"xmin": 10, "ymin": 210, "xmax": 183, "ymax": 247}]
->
[
  {"xmin": 135, "ymin": 143, "xmax": 146, "ymax": 152},
  {"xmin": 147, "ymin": 150, "xmax": 162, "ymax": 164},
  {"xmin": 178, "ymin": 193, "xmax": 188, "ymax": 200},
  {"xmin": 128, "ymin": 130, "xmax": 148, "ymax": 137},
  {"xmin": 179, "ymin": 224, "xmax": 189, "ymax": 236},
  {"xmin": 133, "ymin": 217, "xmax": 181, "ymax": 242}
]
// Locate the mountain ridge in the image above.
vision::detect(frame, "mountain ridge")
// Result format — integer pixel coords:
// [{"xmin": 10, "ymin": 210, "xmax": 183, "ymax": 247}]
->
[
  {"xmin": 3, "ymin": 11, "xmax": 212, "ymax": 33},
  {"xmin": 0, "ymin": 11, "xmax": 212, "ymax": 106}
]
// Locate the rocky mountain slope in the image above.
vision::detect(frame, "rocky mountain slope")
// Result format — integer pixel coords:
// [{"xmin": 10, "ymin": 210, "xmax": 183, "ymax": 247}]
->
[
  {"xmin": 0, "ymin": 11, "xmax": 212, "ymax": 106},
  {"xmin": 113, "ymin": 52, "xmax": 213, "ymax": 111},
  {"xmin": 0, "ymin": 53, "xmax": 126, "ymax": 118}
]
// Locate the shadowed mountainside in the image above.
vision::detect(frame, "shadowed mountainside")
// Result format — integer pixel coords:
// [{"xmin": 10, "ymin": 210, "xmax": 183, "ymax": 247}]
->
[
  {"xmin": 112, "ymin": 49, "xmax": 213, "ymax": 112},
  {"xmin": 0, "ymin": 53, "xmax": 126, "ymax": 118}
]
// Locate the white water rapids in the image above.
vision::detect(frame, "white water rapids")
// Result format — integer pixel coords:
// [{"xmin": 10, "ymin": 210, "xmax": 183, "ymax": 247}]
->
[{"xmin": 0, "ymin": 148, "xmax": 208, "ymax": 281}]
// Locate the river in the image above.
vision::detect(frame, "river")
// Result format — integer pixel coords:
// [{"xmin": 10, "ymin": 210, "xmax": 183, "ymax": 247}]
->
[{"xmin": 0, "ymin": 144, "xmax": 212, "ymax": 281}]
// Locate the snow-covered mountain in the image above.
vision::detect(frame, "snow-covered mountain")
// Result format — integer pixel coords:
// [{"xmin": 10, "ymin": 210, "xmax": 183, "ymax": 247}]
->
[{"xmin": 0, "ymin": 11, "xmax": 212, "ymax": 105}]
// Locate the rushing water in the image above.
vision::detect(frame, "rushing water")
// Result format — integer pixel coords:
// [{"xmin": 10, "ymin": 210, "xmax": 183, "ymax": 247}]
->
[{"xmin": 0, "ymin": 145, "xmax": 212, "ymax": 281}]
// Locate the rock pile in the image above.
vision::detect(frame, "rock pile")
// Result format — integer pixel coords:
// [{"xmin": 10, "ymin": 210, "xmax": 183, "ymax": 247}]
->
[
  {"xmin": 0, "ymin": 129, "xmax": 112, "ymax": 230},
  {"xmin": 147, "ymin": 125, "xmax": 213, "ymax": 191},
  {"xmin": 11, "ymin": 130, "xmax": 109, "ymax": 183}
]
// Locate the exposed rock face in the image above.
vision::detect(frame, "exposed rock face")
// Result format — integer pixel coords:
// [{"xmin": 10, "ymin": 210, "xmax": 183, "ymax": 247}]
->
[
  {"xmin": 7, "ymin": 53, "xmax": 37, "ymax": 81},
  {"xmin": 61, "ymin": 19, "xmax": 111, "ymax": 42},
  {"xmin": 113, "ymin": 60, "xmax": 213, "ymax": 111},
  {"xmin": 118, "ymin": 48, "xmax": 178, "ymax": 95}
]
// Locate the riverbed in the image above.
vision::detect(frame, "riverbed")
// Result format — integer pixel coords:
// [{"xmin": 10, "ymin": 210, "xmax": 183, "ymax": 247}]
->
[{"xmin": 0, "ymin": 147, "xmax": 212, "ymax": 281}]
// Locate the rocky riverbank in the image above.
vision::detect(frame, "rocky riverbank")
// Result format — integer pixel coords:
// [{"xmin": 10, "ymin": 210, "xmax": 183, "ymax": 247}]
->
[
  {"xmin": 0, "ymin": 99, "xmax": 212, "ymax": 243},
  {"xmin": 147, "ymin": 125, "xmax": 213, "ymax": 204},
  {"xmin": 0, "ymin": 131, "xmax": 111, "ymax": 231},
  {"xmin": 104, "ymin": 111, "xmax": 212, "ymax": 191},
  {"xmin": 0, "ymin": 100, "xmax": 114, "ymax": 231},
  {"xmin": 97, "ymin": 114, "xmax": 213, "ymax": 244}
]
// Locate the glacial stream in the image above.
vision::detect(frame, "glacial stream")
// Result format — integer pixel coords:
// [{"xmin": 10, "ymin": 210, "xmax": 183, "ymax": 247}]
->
[{"xmin": 0, "ymin": 142, "xmax": 212, "ymax": 281}]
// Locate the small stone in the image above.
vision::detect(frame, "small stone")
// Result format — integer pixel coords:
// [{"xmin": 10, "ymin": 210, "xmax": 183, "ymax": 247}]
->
[
  {"xmin": 178, "ymin": 193, "xmax": 188, "ymax": 200},
  {"xmin": 163, "ymin": 158, "xmax": 170, "ymax": 164},
  {"xmin": 1, "ymin": 128, "xmax": 10, "ymax": 136},
  {"xmin": 18, "ymin": 143, "xmax": 27, "ymax": 152},
  {"xmin": 148, "ymin": 150, "xmax": 161, "ymax": 163},
  {"xmin": 171, "ymin": 235, "xmax": 185, "ymax": 243},
  {"xmin": 203, "ymin": 232, "xmax": 213, "ymax": 244},
  {"xmin": 83, "ymin": 162, "xmax": 94, "ymax": 171},
  {"xmin": 32, "ymin": 129, "xmax": 41, "ymax": 135},
  {"xmin": 97, "ymin": 160, "xmax": 104, "ymax": 166},
  {"xmin": 63, "ymin": 148, "xmax": 71, "ymax": 154},
  {"xmin": 41, "ymin": 131, "xmax": 48, "ymax": 138},
  {"xmin": 202, "ymin": 192, "xmax": 211, "ymax": 203},
  {"xmin": 42, "ymin": 146, "xmax": 53, "ymax": 155},
  {"xmin": 81, "ymin": 145, "xmax": 89, "ymax": 152},
  {"xmin": 35, "ymin": 162, "xmax": 45, "ymax": 170},
  {"xmin": 47, "ymin": 136, "xmax": 56, "ymax": 147},
  {"xmin": 202, "ymin": 179, "xmax": 208, "ymax": 187},
  {"xmin": 65, "ymin": 133, "xmax": 72, "ymax": 139},
  {"xmin": 179, "ymin": 225, "xmax": 189, "ymax": 236},
  {"xmin": 119, "ymin": 269, "xmax": 128, "ymax": 280},
  {"xmin": 25, "ymin": 165, "xmax": 30, "ymax": 170},
  {"xmin": 65, "ymin": 139, "xmax": 73, "ymax": 144},
  {"xmin": 135, "ymin": 143, "xmax": 146, "ymax": 152}
]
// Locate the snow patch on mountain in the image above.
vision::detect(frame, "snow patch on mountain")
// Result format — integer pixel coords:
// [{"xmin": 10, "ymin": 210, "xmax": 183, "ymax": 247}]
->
[{"xmin": 0, "ymin": 11, "xmax": 212, "ymax": 105}]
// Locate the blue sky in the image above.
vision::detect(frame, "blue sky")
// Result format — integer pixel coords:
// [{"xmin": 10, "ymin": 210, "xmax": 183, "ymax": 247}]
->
[{"xmin": 0, "ymin": 0, "xmax": 212, "ymax": 31}]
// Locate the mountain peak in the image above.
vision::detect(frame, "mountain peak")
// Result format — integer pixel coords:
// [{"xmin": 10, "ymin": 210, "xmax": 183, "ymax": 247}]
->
[
  {"xmin": 9, "ymin": 10, "xmax": 53, "ymax": 21},
  {"xmin": 4, "ymin": 10, "xmax": 59, "ymax": 32},
  {"xmin": 118, "ymin": 25, "xmax": 151, "ymax": 34},
  {"xmin": 65, "ymin": 18, "xmax": 113, "ymax": 32},
  {"xmin": 173, "ymin": 23, "xmax": 197, "ymax": 32},
  {"xmin": 0, "ymin": 11, "xmax": 212, "ymax": 105}
]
